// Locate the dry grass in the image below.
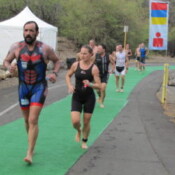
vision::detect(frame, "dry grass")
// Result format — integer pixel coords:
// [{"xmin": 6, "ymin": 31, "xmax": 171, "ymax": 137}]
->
[{"xmin": 157, "ymin": 86, "xmax": 175, "ymax": 123}]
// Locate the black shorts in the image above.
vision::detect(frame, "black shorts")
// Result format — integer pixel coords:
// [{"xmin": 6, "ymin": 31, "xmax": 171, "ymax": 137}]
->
[
  {"xmin": 140, "ymin": 57, "xmax": 146, "ymax": 64},
  {"xmin": 71, "ymin": 91, "xmax": 96, "ymax": 113},
  {"xmin": 100, "ymin": 74, "xmax": 109, "ymax": 83},
  {"xmin": 116, "ymin": 66, "xmax": 125, "ymax": 73},
  {"xmin": 136, "ymin": 57, "xmax": 140, "ymax": 61}
]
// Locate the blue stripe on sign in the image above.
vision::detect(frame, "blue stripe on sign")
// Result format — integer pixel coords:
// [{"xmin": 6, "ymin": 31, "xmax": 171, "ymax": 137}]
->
[{"xmin": 151, "ymin": 10, "xmax": 167, "ymax": 17}]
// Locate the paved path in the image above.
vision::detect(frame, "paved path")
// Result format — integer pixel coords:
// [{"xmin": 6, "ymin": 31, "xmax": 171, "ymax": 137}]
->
[{"xmin": 66, "ymin": 71, "xmax": 175, "ymax": 175}]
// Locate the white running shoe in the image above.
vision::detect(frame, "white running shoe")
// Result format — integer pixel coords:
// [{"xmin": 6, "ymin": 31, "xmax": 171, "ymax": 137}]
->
[
  {"xmin": 100, "ymin": 103, "xmax": 105, "ymax": 108},
  {"xmin": 120, "ymin": 89, "xmax": 124, "ymax": 92},
  {"xmin": 116, "ymin": 89, "xmax": 120, "ymax": 92}
]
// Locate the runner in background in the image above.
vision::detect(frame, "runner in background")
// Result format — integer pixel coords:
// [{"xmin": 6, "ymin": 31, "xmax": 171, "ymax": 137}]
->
[
  {"xmin": 76, "ymin": 39, "xmax": 98, "ymax": 61},
  {"xmin": 125, "ymin": 43, "xmax": 132, "ymax": 72},
  {"xmin": 89, "ymin": 39, "xmax": 98, "ymax": 56},
  {"xmin": 135, "ymin": 44, "xmax": 141, "ymax": 71},
  {"xmin": 94, "ymin": 44, "xmax": 114, "ymax": 108},
  {"xmin": 139, "ymin": 43, "xmax": 149, "ymax": 71},
  {"xmin": 112, "ymin": 44, "xmax": 128, "ymax": 92}
]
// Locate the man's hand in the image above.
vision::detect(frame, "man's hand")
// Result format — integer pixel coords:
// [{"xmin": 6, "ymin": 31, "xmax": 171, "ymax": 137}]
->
[
  {"xmin": 46, "ymin": 73, "xmax": 57, "ymax": 83},
  {"xmin": 8, "ymin": 64, "xmax": 17, "ymax": 73}
]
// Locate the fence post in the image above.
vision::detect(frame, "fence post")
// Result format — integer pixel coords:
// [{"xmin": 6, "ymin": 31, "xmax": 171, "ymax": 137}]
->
[{"xmin": 161, "ymin": 64, "xmax": 169, "ymax": 104}]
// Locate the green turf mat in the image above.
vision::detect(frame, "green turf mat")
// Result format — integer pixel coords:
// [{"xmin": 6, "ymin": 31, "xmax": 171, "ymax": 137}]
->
[{"xmin": 0, "ymin": 66, "xmax": 173, "ymax": 175}]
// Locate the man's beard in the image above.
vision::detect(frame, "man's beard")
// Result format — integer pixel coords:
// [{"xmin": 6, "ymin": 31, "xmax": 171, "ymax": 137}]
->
[{"xmin": 24, "ymin": 35, "xmax": 36, "ymax": 45}]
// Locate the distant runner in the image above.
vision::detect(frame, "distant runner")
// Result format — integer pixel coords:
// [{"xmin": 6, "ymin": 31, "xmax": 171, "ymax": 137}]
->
[
  {"xmin": 89, "ymin": 39, "xmax": 98, "ymax": 56},
  {"xmin": 135, "ymin": 44, "xmax": 141, "ymax": 71},
  {"xmin": 139, "ymin": 43, "xmax": 149, "ymax": 71},
  {"xmin": 94, "ymin": 44, "xmax": 114, "ymax": 108},
  {"xmin": 125, "ymin": 44, "xmax": 132, "ymax": 72},
  {"xmin": 113, "ymin": 44, "xmax": 128, "ymax": 92}
]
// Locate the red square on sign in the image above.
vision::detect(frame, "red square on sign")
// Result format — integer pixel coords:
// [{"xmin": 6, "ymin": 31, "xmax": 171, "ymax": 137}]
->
[{"xmin": 152, "ymin": 2, "xmax": 167, "ymax": 10}]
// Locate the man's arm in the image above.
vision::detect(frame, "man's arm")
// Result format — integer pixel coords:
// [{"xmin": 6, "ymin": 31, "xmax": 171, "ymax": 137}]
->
[
  {"xmin": 47, "ymin": 47, "xmax": 60, "ymax": 73},
  {"xmin": 45, "ymin": 46, "xmax": 60, "ymax": 82},
  {"xmin": 3, "ymin": 43, "xmax": 18, "ymax": 72}
]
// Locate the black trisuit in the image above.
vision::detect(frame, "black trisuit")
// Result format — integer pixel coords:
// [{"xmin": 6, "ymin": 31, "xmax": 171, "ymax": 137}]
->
[
  {"xmin": 95, "ymin": 53, "xmax": 110, "ymax": 83},
  {"xmin": 71, "ymin": 63, "xmax": 95, "ymax": 113}
]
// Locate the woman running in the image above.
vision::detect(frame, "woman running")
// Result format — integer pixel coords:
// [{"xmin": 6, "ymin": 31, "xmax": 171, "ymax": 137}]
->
[{"xmin": 66, "ymin": 45, "xmax": 101, "ymax": 149}]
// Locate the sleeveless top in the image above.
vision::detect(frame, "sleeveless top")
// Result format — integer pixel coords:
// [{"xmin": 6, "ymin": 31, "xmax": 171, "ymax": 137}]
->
[
  {"xmin": 115, "ymin": 51, "xmax": 126, "ymax": 67},
  {"xmin": 95, "ymin": 53, "xmax": 110, "ymax": 75},
  {"xmin": 140, "ymin": 48, "xmax": 147, "ymax": 58},
  {"xmin": 17, "ymin": 41, "xmax": 47, "ymax": 85},
  {"xmin": 75, "ymin": 62, "xmax": 94, "ymax": 94}
]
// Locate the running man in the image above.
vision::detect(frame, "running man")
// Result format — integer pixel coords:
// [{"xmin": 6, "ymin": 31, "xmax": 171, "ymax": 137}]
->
[
  {"xmin": 76, "ymin": 39, "xmax": 97, "ymax": 61},
  {"xmin": 3, "ymin": 21, "xmax": 60, "ymax": 164},
  {"xmin": 89, "ymin": 39, "xmax": 98, "ymax": 56},
  {"xmin": 135, "ymin": 44, "xmax": 141, "ymax": 71},
  {"xmin": 139, "ymin": 43, "xmax": 149, "ymax": 71},
  {"xmin": 66, "ymin": 45, "xmax": 100, "ymax": 149},
  {"xmin": 125, "ymin": 44, "xmax": 132, "ymax": 60},
  {"xmin": 112, "ymin": 44, "xmax": 128, "ymax": 92},
  {"xmin": 125, "ymin": 44, "xmax": 132, "ymax": 72},
  {"xmin": 94, "ymin": 44, "xmax": 114, "ymax": 108}
]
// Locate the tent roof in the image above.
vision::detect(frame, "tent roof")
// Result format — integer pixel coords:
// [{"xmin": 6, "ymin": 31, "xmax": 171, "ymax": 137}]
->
[{"xmin": 0, "ymin": 6, "xmax": 57, "ymax": 31}]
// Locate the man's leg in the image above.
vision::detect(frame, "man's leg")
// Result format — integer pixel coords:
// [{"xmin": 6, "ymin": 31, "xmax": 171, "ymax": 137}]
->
[
  {"xmin": 142, "ymin": 59, "xmax": 146, "ymax": 70},
  {"xmin": 71, "ymin": 111, "xmax": 81, "ymax": 142},
  {"xmin": 96, "ymin": 89, "xmax": 101, "ymax": 103},
  {"xmin": 139, "ymin": 61, "xmax": 142, "ymax": 71},
  {"xmin": 140, "ymin": 58, "xmax": 144, "ymax": 71},
  {"xmin": 82, "ymin": 113, "xmax": 92, "ymax": 149},
  {"xmin": 115, "ymin": 75, "xmax": 120, "ymax": 91},
  {"xmin": 24, "ymin": 106, "xmax": 42, "ymax": 164},
  {"xmin": 99, "ymin": 83, "xmax": 107, "ymax": 108},
  {"xmin": 120, "ymin": 75, "xmax": 125, "ymax": 92},
  {"xmin": 22, "ymin": 109, "xmax": 30, "ymax": 133}
]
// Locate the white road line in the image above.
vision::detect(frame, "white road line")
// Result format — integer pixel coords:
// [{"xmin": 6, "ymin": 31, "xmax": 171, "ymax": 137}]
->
[
  {"xmin": 0, "ymin": 83, "xmax": 67, "ymax": 117},
  {"xmin": 0, "ymin": 103, "xmax": 18, "ymax": 117},
  {"xmin": 48, "ymin": 83, "xmax": 66, "ymax": 90}
]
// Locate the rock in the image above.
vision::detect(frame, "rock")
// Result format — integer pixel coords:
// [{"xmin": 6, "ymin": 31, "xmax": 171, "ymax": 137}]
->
[
  {"xmin": 168, "ymin": 71, "xmax": 175, "ymax": 86},
  {"xmin": 0, "ymin": 70, "xmax": 7, "ymax": 80}
]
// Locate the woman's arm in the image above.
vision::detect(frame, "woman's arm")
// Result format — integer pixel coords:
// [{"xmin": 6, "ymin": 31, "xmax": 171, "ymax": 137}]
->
[
  {"xmin": 83, "ymin": 65, "xmax": 101, "ymax": 89},
  {"xmin": 65, "ymin": 62, "xmax": 78, "ymax": 93}
]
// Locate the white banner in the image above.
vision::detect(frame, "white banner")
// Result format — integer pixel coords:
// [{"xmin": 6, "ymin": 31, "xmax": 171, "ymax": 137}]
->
[{"xmin": 148, "ymin": 1, "xmax": 169, "ymax": 50}]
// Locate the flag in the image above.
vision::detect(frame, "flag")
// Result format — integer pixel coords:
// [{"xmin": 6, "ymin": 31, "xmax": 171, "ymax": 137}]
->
[{"xmin": 149, "ymin": 1, "xmax": 169, "ymax": 50}]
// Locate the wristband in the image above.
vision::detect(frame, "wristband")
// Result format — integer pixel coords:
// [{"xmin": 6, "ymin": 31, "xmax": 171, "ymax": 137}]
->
[{"xmin": 52, "ymin": 71, "xmax": 58, "ymax": 77}]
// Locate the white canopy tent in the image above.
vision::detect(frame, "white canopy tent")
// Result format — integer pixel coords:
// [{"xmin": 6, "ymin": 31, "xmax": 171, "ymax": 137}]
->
[{"xmin": 0, "ymin": 6, "xmax": 58, "ymax": 64}]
